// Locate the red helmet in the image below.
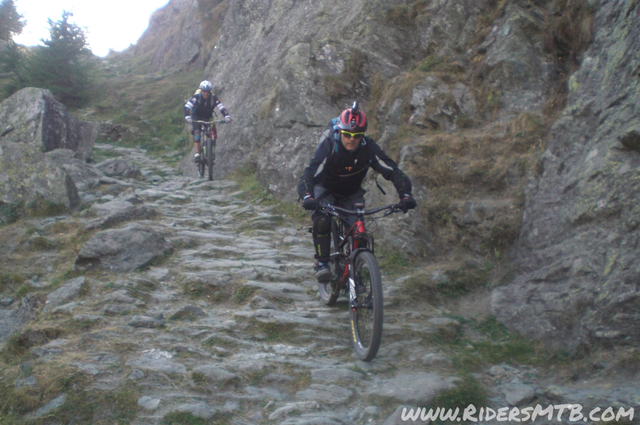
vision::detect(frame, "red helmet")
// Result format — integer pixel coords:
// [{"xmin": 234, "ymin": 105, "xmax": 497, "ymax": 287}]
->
[{"xmin": 337, "ymin": 102, "xmax": 367, "ymax": 133}]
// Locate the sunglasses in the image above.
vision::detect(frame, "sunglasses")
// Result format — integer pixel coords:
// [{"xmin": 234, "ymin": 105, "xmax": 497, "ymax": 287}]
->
[{"xmin": 342, "ymin": 131, "xmax": 364, "ymax": 139}]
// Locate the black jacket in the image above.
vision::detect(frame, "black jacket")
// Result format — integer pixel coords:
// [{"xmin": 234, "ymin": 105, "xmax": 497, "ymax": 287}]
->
[
  {"xmin": 184, "ymin": 92, "xmax": 228, "ymax": 120},
  {"xmin": 297, "ymin": 128, "xmax": 412, "ymax": 199}
]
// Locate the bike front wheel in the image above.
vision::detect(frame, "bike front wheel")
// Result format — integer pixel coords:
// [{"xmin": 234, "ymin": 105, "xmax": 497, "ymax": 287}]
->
[{"xmin": 350, "ymin": 251, "xmax": 383, "ymax": 361}]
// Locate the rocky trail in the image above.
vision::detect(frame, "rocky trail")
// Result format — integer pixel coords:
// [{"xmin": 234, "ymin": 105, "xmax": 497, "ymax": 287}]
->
[{"xmin": 1, "ymin": 144, "xmax": 637, "ymax": 425}]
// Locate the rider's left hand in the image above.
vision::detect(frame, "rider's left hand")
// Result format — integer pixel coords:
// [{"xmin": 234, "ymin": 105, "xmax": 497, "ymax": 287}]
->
[
  {"xmin": 224, "ymin": 116, "xmax": 232, "ymax": 123},
  {"xmin": 400, "ymin": 194, "xmax": 417, "ymax": 213}
]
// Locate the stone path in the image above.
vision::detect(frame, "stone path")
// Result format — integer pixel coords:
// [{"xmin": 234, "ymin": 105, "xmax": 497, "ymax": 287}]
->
[{"xmin": 2, "ymin": 144, "xmax": 637, "ymax": 425}]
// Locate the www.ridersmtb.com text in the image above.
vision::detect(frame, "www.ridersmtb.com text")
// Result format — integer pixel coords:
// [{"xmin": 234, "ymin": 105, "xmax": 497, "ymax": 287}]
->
[{"xmin": 401, "ymin": 404, "xmax": 634, "ymax": 423}]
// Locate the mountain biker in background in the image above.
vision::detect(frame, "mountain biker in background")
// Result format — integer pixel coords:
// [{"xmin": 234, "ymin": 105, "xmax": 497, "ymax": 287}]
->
[
  {"xmin": 184, "ymin": 80, "xmax": 232, "ymax": 163},
  {"xmin": 297, "ymin": 102, "xmax": 417, "ymax": 282}
]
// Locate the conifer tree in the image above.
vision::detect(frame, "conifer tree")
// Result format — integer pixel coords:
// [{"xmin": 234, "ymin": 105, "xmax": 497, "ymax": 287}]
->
[
  {"xmin": 0, "ymin": 0, "xmax": 24, "ymax": 41},
  {"xmin": 0, "ymin": 40, "xmax": 27, "ymax": 98},
  {"xmin": 24, "ymin": 11, "xmax": 95, "ymax": 106}
]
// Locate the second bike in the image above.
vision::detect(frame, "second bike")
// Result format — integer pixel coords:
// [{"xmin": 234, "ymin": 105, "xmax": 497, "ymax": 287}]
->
[{"xmin": 192, "ymin": 119, "xmax": 226, "ymax": 181}]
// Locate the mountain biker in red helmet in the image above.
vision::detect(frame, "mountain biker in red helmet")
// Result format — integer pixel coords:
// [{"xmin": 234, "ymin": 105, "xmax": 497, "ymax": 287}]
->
[
  {"xmin": 184, "ymin": 80, "xmax": 232, "ymax": 163},
  {"xmin": 297, "ymin": 102, "xmax": 417, "ymax": 282}
]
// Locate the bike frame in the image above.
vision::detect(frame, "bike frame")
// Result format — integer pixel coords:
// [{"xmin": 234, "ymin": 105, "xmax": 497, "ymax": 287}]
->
[
  {"xmin": 322, "ymin": 203, "xmax": 400, "ymax": 306},
  {"xmin": 192, "ymin": 119, "xmax": 225, "ymax": 140},
  {"xmin": 192, "ymin": 119, "xmax": 226, "ymax": 180}
]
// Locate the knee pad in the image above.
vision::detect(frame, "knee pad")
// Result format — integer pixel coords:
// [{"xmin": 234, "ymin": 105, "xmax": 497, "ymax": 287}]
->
[{"xmin": 313, "ymin": 214, "xmax": 331, "ymax": 237}]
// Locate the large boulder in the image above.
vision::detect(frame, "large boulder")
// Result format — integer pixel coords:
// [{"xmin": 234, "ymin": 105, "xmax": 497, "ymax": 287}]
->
[
  {"xmin": 0, "ymin": 142, "xmax": 79, "ymax": 224},
  {"xmin": 0, "ymin": 88, "xmax": 99, "ymax": 222},
  {"xmin": 0, "ymin": 88, "xmax": 98, "ymax": 223},
  {"xmin": 0, "ymin": 87, "xmax": 98, "ymax": 160},
  {"xmin": 492, "ymin": 0, "xmax": 640, "ymax": 350}
]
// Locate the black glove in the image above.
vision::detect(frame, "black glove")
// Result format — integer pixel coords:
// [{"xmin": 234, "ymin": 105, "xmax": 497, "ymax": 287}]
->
[
  {"xmin": 400, "ymin": 194, "xmax": 417, "ymax": 213},
  {"xmin": 302, "ymin": 194, "xmax": 317, "ymax": 211}
]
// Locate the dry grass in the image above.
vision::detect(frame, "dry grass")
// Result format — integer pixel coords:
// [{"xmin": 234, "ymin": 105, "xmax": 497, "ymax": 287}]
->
[
  {"xmin": 407, "ymin": 114, "xmax": 547, "ymax": 194},
  {"xmin": 386, "ymin": 1, "xmax": 431, "ymax": 28},
  {"xmin": 543, "ymin": 0, "xmax": 595, "ymax": 64},
  {"xmin": 387, "ymin": 113, "xmax": 549, "ymax": 261}
]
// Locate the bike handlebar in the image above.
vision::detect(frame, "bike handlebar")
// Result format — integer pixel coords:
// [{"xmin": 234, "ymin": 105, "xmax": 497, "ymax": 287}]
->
[
  {"xmin": 191, "ymin": 119, "xmax": 227, "ymax": 125},
  {"xmin": 319, "ymin": 203, "xmax": 402, "ymax": 217}
]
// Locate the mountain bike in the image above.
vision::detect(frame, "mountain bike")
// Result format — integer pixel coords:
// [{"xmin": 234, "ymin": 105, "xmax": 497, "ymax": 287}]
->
[
  {"xmin": 317, "ymin": 203, "xmax": 403, "ymax": 361},
  {"xmin": 193, "ymin": 119, "xmax": 226, "ymax": 181}
]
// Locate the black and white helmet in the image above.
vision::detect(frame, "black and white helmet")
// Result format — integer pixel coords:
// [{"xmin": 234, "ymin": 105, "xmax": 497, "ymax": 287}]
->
[{"xmin": 199, "ymin": 80, "xmax": 213, "ymax": 92}]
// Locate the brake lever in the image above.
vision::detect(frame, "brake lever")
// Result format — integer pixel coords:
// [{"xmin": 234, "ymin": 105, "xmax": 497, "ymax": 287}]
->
[{"xmin": 383, "ymin": 206, "xmax": 397, "ymax": 217}]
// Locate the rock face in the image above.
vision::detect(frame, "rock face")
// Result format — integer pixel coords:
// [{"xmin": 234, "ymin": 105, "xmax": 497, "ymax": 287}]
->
[
  {"xmin": 492, "ymin": 0, "xmax": 640, "ymax": 350},
  {"xmin": 0, "ymin": 88, "xmax": 98, "ymax": 223},
  {"xmin": 125, "ymin": 0, "xmax": 227, "ymax": 72},
  {"xmin": 165, "ymin": 0, "xmax": 569, "ymax": 256}
]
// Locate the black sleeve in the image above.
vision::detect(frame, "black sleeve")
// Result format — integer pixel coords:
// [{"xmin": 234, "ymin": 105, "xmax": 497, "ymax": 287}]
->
[
  {"xmin": 368, "ymin": 139, "xmax": 413, "ymax": 197},
  {"xmin": 296, "ymin": 134, "xmax": 333, "ymax": 199}
]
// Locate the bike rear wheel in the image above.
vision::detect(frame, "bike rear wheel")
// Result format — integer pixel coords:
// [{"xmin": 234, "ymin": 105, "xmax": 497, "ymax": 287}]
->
[
  {"xmin": 350, "ymin": 251, "xmax": 383, "ymax": 361},
  {"xmin": 206, "ymin": 137, "xmax": 214, "ymax": 181},
  {"xmin": 318, "ymin": 218, "xmax": 342, "ymax": 306}
]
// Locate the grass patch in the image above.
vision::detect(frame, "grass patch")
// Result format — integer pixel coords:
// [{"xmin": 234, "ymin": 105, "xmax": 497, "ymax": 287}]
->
[
  {"xmin": 228, "ymin": 167, "xmax": 307, "ymax": 224},
  {"xmin": 404, "ymin": 264, "xmax": 492, "ymax": 300},
  {"xmin": 471, "ymin": 316, "xmax": 542, "ymax": 365},
  {"xmin": 249, "ymin": 320, "xmax": 297, "ymax": 343},
  {"xmin": 0, "ymin": 272, "xmax": 26, "ymax": 291},
  {"xmin": 426, "ymin": 374, "xmax": 488, "ymax": 423},
  {"xmin": 162, "ymin": 411, "xmax": 210, "ymax": 425},
  {"xmin": 376, "ymin": 245, "xmax": 409, "ymax": 276},
  {"xmin": 0, "ymin": 202, "xmax": 22, "ymax": 226},
  {"xmin": 1, "ymin": 326, "xmax": 65, "ymax": 362},
  {"xmin": 81, "ymin": 67, "xmax": 204, "ymax": 165},
  {"xmin": 483, "ymin": 218, "xmax": 520, "ymax": 258},
  {"xmin": 0, "ymin": 364, "xmax": 86, "ymax": 418},
  {"xmin": 0, "ymin": 364, "xmax": 136, "ymax": 424},
  {"xmin": 52, "ymin": 387, "xmax": 140, "ymax": 425},
  {"xmin": 24, "ymin": 197, "xmax": 69, "ymax": 218},
  {"xmin": 417, "ymin": 55, "xmax": 464, "ymax": 77},
  {"xmin": 386, "ymin": 1, "xmax": 431, "ymax": 28},
  {"xmin": 233, "ymin": 284, "xmax": 258, "ymax": 305},
  {"xmin": 162, "ymin": 410, "xmax": 231, "ymax": 425}
]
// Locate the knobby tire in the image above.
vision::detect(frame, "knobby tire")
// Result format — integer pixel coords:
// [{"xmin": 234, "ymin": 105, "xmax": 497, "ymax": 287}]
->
[
  {"xmin": 318, "ymin": 218, "xmax": 341, "ymax": 306},
  {"xmin": 350, "ymin": 251, "xmax": 383, "ymax": 361}
]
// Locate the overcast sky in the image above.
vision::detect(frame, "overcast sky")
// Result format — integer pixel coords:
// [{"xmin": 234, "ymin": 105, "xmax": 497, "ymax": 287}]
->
[{"xmin": 13, "ymin": 0, "xmax": 171, "ymax": 57}]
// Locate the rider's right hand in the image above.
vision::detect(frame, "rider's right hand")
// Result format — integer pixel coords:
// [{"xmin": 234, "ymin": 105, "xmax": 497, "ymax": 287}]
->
[
  {"xmin": 302, "ymin": 195, "xmax": 317, "ymax": 211},
  {"xmin": 185, "ymin": 116, "xmax": 192, "ymax": 123},
  {"xmin": 400, "ymin": 194, "xmax": 417, "ymax": 213}
]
